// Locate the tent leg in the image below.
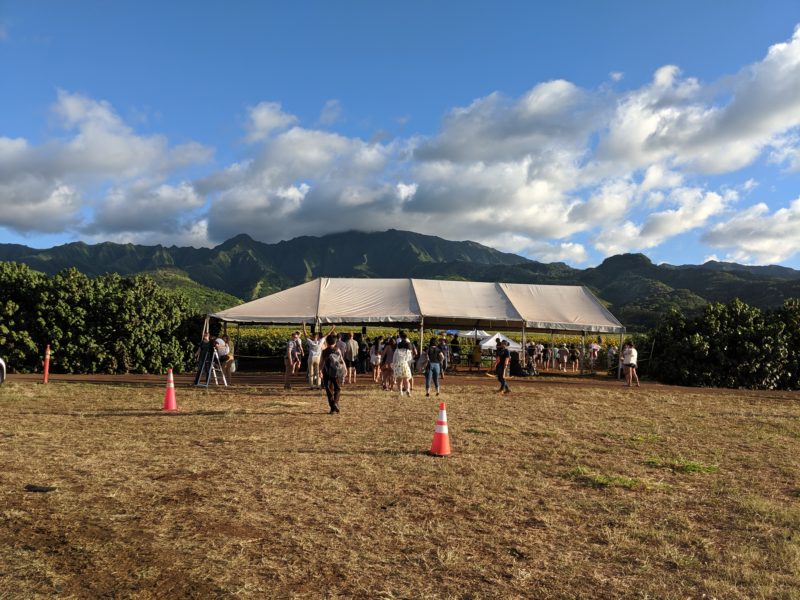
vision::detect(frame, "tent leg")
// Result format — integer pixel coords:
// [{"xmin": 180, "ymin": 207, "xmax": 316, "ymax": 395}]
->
[
  {"xmin": 618, "ymin": 333, "xmax": 624, "ymax": 380},
  {"xmin": 419, "ymin": 318, "xmax": 424, "ymax": 354},
  {"xmin": 550, "ymin": 331, "xmax": 555, "ymax": 370},
  {"xmin": 580, "ymin": 331, "xmax": 586, "ymax": 375}
]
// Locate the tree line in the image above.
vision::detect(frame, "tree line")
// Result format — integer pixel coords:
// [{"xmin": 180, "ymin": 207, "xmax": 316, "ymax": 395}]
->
[
  {"xmin": 3, "ymin": 260, "xmax": 800, "ymax": 389},
  {"xmin": 0, "ymin": 262, "xmax": 199, "ymax": 375},
  {"xmin": 645, "ymin": 298, "xmax": 800, "ymax": 390}
]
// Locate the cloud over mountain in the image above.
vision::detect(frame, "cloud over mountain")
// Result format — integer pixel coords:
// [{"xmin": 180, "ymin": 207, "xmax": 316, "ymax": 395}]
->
[{"xmin": 4, "ymin": 26, "xmax": 800, "ymax": 264}]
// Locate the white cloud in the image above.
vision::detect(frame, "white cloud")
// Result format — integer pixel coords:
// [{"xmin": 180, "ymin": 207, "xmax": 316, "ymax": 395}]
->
[
  {"xmin": 0, "ymin": 180, "xmax": 82, "ymax": 232},
  {"xmin": 640, "ymin": 164, "xmax": 683, "ymax": 192},
  {"xmin": 593, "ymin": 188, "xmax": 729, "ymax": 254},
  {"xmin": 8, "ymin": 25, "xmax": 800, "ymax": 266},
  {"xmin": 87, "ymin": 181, "xmax": 204, "ymax": 234},
  {"xmin": 244, "ymin": 102, "xmax": 297, "ymax": 142},
  {"xmin": 702, "ymin": 199, "xmax": 800, "ymax": 263}
]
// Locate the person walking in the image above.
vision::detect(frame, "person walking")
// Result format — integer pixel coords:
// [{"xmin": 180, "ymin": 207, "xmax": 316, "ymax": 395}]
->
[
  {"xmin": 321, "ymin": 334, "xmax": 345, "ymax": 413},
  {"xmin": 370, "ymin": 336, "xmax": 383, "ymax": 383},
  {"xmin": 424, "ymin": 338, "xmax": 444, "ymax": 397},
  {"xmin": 496, "ymin": 340, "xmax": 511, "ymax": 394},
  {"xmin": 393, "ymin": 339, "xmax": 414, "ymax": 396},
  {"xmin": 344, "ymin": 332, "xmax": 359, "ymax": 384}
]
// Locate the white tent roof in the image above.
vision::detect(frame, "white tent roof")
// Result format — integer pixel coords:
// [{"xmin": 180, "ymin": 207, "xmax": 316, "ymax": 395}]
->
[
  {"xmin": 454, "ymin": 329, "xmax": 491, "ymax": 339},
  {"xmin": 479, "ymin": 333, "xmax": 522, "ymax": 351},
  {"xmin": 213, "ymin": 277, "xmax": 625, "ymax": 334}
]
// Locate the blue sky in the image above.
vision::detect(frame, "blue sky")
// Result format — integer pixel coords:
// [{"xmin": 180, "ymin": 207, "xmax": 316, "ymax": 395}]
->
[{"xmin": 2, "ymin": 1, "xmax": 800, "ymax": 268}]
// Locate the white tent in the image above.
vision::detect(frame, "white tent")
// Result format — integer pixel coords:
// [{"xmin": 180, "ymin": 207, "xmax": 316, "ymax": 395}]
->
[
  {"xmin": 455, "ymin": 329, "xmax": 490, "ymax": 339},
  {"xmin": 479, "ymin": 333, "xmax": 522, "ymax": 351},
  {"xmin": 212, "ymin": 277, "xmax": 625, "ymax": 334}
]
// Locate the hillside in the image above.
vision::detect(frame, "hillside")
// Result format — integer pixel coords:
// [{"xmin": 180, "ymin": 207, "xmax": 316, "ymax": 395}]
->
[{"xmin": 2, "ymin": 230, "xmax": 800, "ymax": 329}]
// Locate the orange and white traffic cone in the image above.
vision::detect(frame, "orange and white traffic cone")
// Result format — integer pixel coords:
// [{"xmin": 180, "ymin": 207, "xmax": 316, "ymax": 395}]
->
[
  {"xmin": 429, "ymin": 402, "xmax": 451, "ymax": 456},
  {"xmin": 163, "ymin": 368, "xmax": 177, "ymax": 412}
]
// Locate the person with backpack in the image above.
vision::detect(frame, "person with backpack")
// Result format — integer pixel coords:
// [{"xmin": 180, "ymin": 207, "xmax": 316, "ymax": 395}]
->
[
  {"xmin": 424, "ymin": 338, "xmax": 444, "ymax": 397},
  {"xmin": 321, "ymin": 334, "xmax": 346, "ymax": 413}
]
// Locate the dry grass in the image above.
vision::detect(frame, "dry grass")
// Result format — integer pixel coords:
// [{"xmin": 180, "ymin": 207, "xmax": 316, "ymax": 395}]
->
[{"xmin": 0, "ymin": 374, "xmax": 798, "ymax": 599}]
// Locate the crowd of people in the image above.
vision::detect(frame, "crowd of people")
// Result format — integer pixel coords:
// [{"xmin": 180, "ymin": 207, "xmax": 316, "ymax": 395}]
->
[{"xmin": 195, "ymin": 329, "xmax": 641, "ymax": 412}]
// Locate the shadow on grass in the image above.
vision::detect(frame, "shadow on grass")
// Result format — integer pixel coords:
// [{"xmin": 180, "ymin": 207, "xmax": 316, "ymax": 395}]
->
[
  {"xmin": 292, "ymin": 448, "xmax": 432, "ymax": 457},
  {"xmin": 25, "ymin": 408, "xmax": 336, "ymax": 418}
]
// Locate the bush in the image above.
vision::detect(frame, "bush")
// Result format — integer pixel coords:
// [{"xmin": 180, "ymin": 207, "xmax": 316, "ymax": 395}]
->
[
  {"xmin": 649, "ymin": 298, "xmax": 794, "ymax": 389},
  {"xmin": 0, "ymin": 262, "xmax": 196, "ymax": 374}
]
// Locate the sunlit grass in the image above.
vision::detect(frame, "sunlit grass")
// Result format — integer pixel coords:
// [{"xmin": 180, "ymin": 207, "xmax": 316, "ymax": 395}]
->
[{"xmin": 0, "ymin": 376, "xmax": 798, "ymax": 598}]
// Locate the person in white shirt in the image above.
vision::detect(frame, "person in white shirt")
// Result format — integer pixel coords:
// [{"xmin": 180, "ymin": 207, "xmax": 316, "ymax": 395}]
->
[
  {"xmin": 622, "ymin": 342, "xmax": 640, "ymax": 387},
  {"xmin": 305, "ymin": 332, "xmax": 323, "ymax": 388},
  {"xmin": 302, "ymin": 322, "xmax": 335, "ymax": 389}
]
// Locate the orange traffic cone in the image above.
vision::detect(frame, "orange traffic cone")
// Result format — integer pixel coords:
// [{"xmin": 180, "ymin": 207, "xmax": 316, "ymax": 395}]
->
[
  {"xmin": 429, "ymin": 402, "xmax": 451, "ymax": 456},
  {"xmin": 163, "ymin": 368, "xmax": 177, "ymax": 412}
]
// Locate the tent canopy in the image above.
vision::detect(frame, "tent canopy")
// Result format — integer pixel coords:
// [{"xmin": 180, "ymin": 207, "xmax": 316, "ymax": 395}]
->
[{"xmin": 212, "ymin": 277, "xmax": 625, "ymax": 334}]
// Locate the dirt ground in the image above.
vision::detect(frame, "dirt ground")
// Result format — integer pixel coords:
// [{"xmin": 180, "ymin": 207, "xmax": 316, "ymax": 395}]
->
[{"xmin": 1, "ymin": 371, "xmax": 798, "ymax": 599}]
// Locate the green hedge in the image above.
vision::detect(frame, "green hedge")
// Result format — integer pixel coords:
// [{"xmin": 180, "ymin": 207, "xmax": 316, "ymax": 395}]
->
[
  {"xmin": 0, "ymin": 262, "xmax": 197, "ymax": 374},
  {"xmin": 648, "ymin": 298, "xmax": 800, "ymax": 389}
]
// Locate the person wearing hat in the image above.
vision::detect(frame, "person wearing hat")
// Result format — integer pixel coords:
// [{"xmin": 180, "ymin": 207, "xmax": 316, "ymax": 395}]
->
[{"xmin": 495, "ymin": 339, "xmax": 511, "ymax": 395}]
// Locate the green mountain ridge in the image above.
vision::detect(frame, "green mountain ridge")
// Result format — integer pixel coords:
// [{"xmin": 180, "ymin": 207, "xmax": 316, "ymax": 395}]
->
[{"xmin": 2, "ymin": 230, "xmax": 799, "ymax": 330}]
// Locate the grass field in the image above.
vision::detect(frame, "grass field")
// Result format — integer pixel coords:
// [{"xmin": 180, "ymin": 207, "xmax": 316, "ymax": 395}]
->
[{"xmin": 1, "ymin": 373, "xmax": 798, "ymax": 599}]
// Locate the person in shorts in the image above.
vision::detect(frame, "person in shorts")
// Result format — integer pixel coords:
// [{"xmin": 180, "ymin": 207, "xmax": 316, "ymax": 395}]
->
[
  {"xmin": 284, "ymin": 331, "xmax": 301, "ymax": 390},
  {"xmin": 623, "ymin": 342, "xmax": 640, "ymax": 387},
  {"xmin": 344, "ymin": 332, "xmax": 359, "ymax": 384}
]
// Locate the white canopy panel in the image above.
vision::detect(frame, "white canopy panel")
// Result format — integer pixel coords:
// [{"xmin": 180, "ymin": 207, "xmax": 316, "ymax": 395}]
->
[
  {"xmin": 212, "ymin": 277, "xmax": 625, "ymax": 334},
  {"xmin": 316, "ymin": 278, "xmax": 420, "ymax": 324}
]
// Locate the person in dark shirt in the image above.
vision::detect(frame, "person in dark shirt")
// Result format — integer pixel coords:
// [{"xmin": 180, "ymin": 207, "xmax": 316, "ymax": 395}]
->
[
  {"xmin": 193, "ymin": 331, "xmax": 212, "ymax": 385},
  {"xmin": 449, "ymin": 334, "xmax": 461, "ymax": 372},
  {"xmin": 496, "ymin": 340, "xmax": 511, "ymax": 394},
  {"xmin": 321, "ymin": 334, "xmax": 345, "ymax": 413}
]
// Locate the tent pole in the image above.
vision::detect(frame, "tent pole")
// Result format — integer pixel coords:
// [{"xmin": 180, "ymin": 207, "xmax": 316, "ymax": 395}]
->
[
  {"xmin": 419, "ymin": 317, "xmax": 424, "ymax": 351},
  {"xmin": 580, "ymin": 331, "xmax": 586, "ymax": 375},
  {"xmin": 618, "ymin": 332, "xmax": 624, "ymax": 380},
  {"xmin": 522, "ymin": 324, "xmax": 526, "ymax": 372},
  {"xmin": 550, "ymin": 330, "xmax": 555, "ymax": 370}
]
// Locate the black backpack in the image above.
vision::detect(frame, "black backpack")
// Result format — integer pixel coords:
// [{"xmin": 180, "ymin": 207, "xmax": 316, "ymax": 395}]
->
[{"xmin": 323, "ymin": 351, "xmax": 345, "ymax": 380}]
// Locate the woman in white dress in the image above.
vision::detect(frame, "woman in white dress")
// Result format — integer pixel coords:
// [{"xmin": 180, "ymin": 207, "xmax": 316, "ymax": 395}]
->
[
  {"xmin": 393, "ymin": 339, "xmax": 414, "ymax": 396},
  {"xmin": 370, "ymin": 336, "xmax": 383, "ymax": 383}
]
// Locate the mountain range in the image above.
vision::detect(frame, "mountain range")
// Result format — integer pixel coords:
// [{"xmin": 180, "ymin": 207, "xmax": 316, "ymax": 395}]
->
[{"xmin": 2, "ymin": 229, "xmax": 800, "ymax": 330}]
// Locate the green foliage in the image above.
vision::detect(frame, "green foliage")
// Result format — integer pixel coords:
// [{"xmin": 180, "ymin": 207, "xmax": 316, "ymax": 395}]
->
[
  {"xmin": 649, "ymin": 298, "xmax": 795, "ymax": 389},
  {"xmin": 566, "ymin": 465, "xmax": 644, "ymax": 490},
  {"xmin": 0, "ymin": 262, "xmax": 196, "ymax": 374},
  {"xmin": 143, "ymin": 267, "xmax": 243, "ymax": 314}
]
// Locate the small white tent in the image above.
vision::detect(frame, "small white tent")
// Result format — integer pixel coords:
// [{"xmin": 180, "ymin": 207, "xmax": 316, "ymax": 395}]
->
[
  {"xmin": 479, "ymin": 333, "xmax": 522, "ymax": 351},
  {"xmin": 455, "ymin": 329, "xmax": 490, "ymax": 339}
]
